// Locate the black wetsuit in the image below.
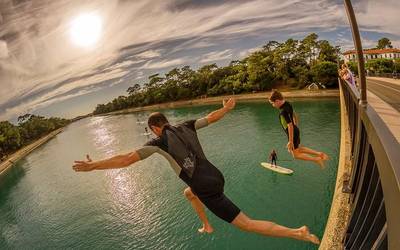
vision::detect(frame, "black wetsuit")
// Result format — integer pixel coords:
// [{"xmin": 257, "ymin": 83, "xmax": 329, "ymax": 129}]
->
[
  {"xmin": 279, "ymin": 101, "xmax": 300, "ymax": 149},
  {"xmin": 270, "ymin": 152, "xmax": 277, "ymax": 166},
  {"xmin": 136, "ymin": 119, "xmax": 241, "ymax": 223}
]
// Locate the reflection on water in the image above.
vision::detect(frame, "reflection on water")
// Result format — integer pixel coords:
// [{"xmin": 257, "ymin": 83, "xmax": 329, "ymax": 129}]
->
[{"xmin": 88, "ymin": 116, "xmax": 118, "ymax": 155}]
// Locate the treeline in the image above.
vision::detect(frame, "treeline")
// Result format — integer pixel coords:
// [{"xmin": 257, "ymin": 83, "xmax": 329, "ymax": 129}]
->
[
  {"xmin": 0, "ymin": 114, "xmax": 70, "ymax": 160},
  {"xmin": 94, "ymin": 33, "xmax": 339, "ymax": 115}
]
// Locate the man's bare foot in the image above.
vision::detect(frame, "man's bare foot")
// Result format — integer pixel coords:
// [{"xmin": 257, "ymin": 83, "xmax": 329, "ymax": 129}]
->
[
  {"xmin": 198, "ymin": 223, "xmax": 214, "ymax": 234},
  {"xmin": 315, "ymin": 157, "xmax": 325, "ymax": 169},
  {"xmin": 319, "ymin": 152, "xmax": 329, "ymax": 161},
  {"xmin": 297, "ymin": 226, "xmax": 320, "ymax": 245}
]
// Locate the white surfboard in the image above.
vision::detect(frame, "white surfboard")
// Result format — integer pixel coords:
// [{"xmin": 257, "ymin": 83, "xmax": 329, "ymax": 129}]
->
[
  {"xmin": 260, "ymin": 162, "xmax": 294, "ymax": 175},
  {"xmin": 142, "ymin": 132, "xmax": 151, "ymax": 136}
]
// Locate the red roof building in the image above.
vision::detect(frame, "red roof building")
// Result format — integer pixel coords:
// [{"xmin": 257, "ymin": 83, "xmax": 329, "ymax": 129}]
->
[{"xmin": 343, "ymin": 48, "xmax": 400, "ymax": 62}]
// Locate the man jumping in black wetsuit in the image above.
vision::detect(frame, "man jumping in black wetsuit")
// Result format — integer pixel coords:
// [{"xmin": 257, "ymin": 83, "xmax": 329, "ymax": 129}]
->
[
  {"xmin": 268, "ymin": 90, "xmax": 329, "ymax": 168},
  {"xmin": 72, "ymin": 98, "xmax": 319, "ymax": 245}
]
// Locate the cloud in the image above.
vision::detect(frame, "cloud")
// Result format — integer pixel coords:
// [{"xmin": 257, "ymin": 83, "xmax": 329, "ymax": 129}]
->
[
  {"xmin": 185, "ymin": 40, "xmax": 217, "ymax": 49},
  {"xmin": 106, "ymin": 59, "xmax": 144, "ymax": 71},
  {"xmin": 200, "ymin": 49, "xmax": 233, "ymax": 63},
  {"xmin": 0, "ymin": 67, "xmax": 129, "ymax": 121},
  {"xmin": 136, "ymin": 50, "xmax": 162, "ymax": 58},
  {"xmin": 140, "ymin": 58, "xmax": 185, "ymax": 69},
  {"xmin": 356, "ymin": 0, "xmax": 400, "ymax": 35},
  {"xmin": 239, "ymin": 47, "xmax": 262, "ymax": 58},
  {"xmin": 135, "ymin": 71, "xmax": 144, "ymax": 79},
  {"xmin": 0, "ymin": 40, "xmax": 9, "ymax": 58}
]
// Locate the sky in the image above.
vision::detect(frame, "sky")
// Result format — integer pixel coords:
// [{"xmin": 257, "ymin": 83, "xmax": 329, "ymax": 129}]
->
[{"xmin": 0, "ymin": 0, "xmax": 399, "ymax": 122}]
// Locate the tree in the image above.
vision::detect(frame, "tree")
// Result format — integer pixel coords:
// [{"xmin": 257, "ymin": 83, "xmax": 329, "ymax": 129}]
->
[
  {"xmin": 0, "ymin": 121, "xmax": 21, "ymax": 153},
  {"xmin": 347, "ymin": 61, "xmax": 358, "ymax": 75},
  {"xmin": 311, "ymin": 61, "xmax": 338, "ymax": 88},
  {"xmin": 262, "ymin": 41, "xmax": 280, "ymax": 52},
  {"xmin": 299, "ymin": 33, "xmax": 319, "ymax": 65},
  {"xmin": 318, "ymin": 40, "xmax": 338, "ymax": 63},
  {"xmin": 247, "ymin": 51, "xmax": 275, "ymax": 91},
  {"xmin": 394, "ymin": 59, "xmax": 400, "ymax": 73},
  {"xmin": 127, "ymin": 84, "xmax": 141, "ymax": 95},
  {"xmin": 17, "ymin": 114, "xmax": 33, "ymax": 124},
  {"xmin": 377, "ymin": 38, "xmax": 393, "ymax": 49},
  {"xmin": 366, "ymin": 59, "xmax": 394, "ymax": 74}
]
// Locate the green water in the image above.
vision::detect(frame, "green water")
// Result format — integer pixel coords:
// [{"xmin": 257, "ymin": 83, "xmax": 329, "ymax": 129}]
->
[{"xmin": 0, "ymin": 100, "xmax": 340, "ymax": 250}]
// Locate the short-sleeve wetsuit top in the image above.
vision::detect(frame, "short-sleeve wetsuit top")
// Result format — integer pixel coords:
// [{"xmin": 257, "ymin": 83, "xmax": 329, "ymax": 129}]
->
[{"xmin": 136, "ymin": 118, "xmax": 240, "ymax": 223}]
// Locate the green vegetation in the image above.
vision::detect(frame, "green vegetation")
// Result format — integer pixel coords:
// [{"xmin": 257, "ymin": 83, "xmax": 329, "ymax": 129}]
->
[
  {"xmin": 0, "ymin": 114, "xmax": 70, "ymax": 161},
  {"xmin": 376, "ymin": 37, "xmax": 393, "ymax": 49},
  {"xmin": 94, "ymin": 33, "xmax": 340, "ymax": 115},
  {"xmin": 345, "ymin": 58, "xmax": 399, "ymax": 76},
  {"xmin": 366, "ymin": 59, "xmax": 395, "ymax": 74}
]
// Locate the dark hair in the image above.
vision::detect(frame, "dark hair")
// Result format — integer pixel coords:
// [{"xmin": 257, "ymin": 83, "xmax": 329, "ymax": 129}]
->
[
  {"xmin": 148, "ymin": 112, "xmax": 169, "ymax": 128},
  {"xmin": 269, "ymin": 89, "xmax": 283, "ymax": 102}
]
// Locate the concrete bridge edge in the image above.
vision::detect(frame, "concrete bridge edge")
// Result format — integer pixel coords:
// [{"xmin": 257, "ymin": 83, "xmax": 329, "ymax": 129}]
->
[{"xmin": 319, "ymin": 85, "xmax": 353, "ymax": 250}]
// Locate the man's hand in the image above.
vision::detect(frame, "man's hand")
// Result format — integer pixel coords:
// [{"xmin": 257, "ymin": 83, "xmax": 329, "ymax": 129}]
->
[
  {"xmin": 73, "ymin": 154, "xmax": 95, "ymax": 172},
  {"xmin": 287, "ymin": 141, "xmax": 294, "ymax": 153},
  {"xmin": 223, "ymin": 98, "xmax": 235, "ymax": 111},
  {"xmin": 206, "ymin": 98, "xmax": 236, "ymax": 124}
]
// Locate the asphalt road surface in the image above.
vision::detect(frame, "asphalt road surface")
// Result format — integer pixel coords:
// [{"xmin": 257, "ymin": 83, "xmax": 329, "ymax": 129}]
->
[{"xmin": 367, "ymin": 78, "xmax": 400, "ymax": 111}]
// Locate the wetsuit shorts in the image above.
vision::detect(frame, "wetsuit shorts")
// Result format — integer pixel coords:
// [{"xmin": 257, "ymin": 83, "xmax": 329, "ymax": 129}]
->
[
  {"xmin": 186, "ymin": 160, "xmax": 241, "ymax": 223},
  {"xmin": 198, "ymin": 193, "xmax": 241, "ymax": 223},
  {"xmin": 284, "ymin": 125, "xmax": 300, "ymax": 149},
  {"xmin": 292, "ymin": 125, "xmax": 300, "ymax": 149}
]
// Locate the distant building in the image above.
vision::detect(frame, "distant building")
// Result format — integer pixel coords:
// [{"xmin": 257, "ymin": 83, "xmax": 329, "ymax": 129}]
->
[{"xmin": 343, "ymin": 48, "xmax": 400, "ymax": 63}]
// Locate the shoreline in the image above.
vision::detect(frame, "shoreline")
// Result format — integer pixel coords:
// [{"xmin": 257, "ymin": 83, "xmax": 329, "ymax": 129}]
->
[
  {"xmin": 0, "ymin": 128, "xmax": 64, "ymax": 176},
  {"xmin": 102, "ymin": 89, "xmax": 339, "ymax": 116}
]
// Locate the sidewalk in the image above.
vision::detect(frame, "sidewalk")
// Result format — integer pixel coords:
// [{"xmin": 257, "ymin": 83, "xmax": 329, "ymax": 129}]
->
[{"xmin": 367, "ymin": 90, "xmax": 400, "ymax": 143}]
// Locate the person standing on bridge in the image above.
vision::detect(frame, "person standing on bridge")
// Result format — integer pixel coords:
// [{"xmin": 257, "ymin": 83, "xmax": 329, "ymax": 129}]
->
[
  {"xmin": 72, "ymin": 98, "xmax": 320, "ymax": 245},
  {"xmin": 340, "ymin": 64, "xmax": 355, "ymax": 86},
  {"xmin": 268, "ymin": 90, "xmax": 329, "ymax": 168}
]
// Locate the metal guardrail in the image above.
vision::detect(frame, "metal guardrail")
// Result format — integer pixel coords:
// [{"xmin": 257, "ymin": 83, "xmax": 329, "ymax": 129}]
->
[{"xmin": 340, "ymin": 78, "xmax": 400, "ymax": 249}]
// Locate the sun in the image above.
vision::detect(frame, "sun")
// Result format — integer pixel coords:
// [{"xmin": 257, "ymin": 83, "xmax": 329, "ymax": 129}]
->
[{"xmin": 69, "ymin": 13, "xmax": 102, "ymax": 47}]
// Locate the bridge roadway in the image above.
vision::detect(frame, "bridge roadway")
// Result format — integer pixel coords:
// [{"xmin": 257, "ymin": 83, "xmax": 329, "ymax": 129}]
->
[
  {"xmin": 367, "ymin": 77, "xmax": 400, "ymax": 112},
  {"xmin": 365, "ymin": 77, "xmax": 400, "ymax": 142}
]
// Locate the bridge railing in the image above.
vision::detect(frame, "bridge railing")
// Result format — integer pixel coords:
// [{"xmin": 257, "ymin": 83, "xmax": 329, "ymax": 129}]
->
[{"xmin": 340, "ymin": 78, "xmax": 400, "ymax": 249}]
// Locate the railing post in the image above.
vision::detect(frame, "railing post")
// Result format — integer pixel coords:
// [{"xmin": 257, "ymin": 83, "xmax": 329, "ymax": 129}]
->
[{"xmin": 343, "ymin": 0, "xmax": 367, "ymax": 106}]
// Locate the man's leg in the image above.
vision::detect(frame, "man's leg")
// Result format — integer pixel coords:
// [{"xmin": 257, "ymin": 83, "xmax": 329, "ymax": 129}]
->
[
  {"xmin": 292, "ymin": 149, "xmax": 325, "ymax": 168},
  {"xmin": 231, "ymin": 212, "xmax": 320, "ymax": 245},
  {"xmin": 183, "ymin": 187, "xmax": 214, "ymax": 233},
  {"xmin": 297, "ymin": 146, "xmax": 329, "ymax": 160}
]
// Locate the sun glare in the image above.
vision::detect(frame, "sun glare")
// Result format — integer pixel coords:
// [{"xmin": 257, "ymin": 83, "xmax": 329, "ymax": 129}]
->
[{"xmin": 69, "ymin": 13, "xmax": 102, "ymax": 47}]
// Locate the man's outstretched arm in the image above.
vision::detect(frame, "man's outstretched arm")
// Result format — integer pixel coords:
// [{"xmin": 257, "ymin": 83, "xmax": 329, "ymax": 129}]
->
[
  {"xmin": 73, "ymin": 151, "xmax": 141, "ymax": 172},
  {"xmin": 206, "ymin": 98, "xmax": 235, "ymax": 124}
]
